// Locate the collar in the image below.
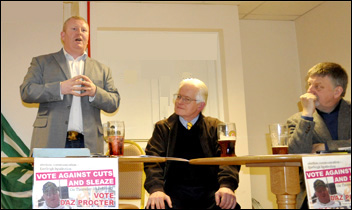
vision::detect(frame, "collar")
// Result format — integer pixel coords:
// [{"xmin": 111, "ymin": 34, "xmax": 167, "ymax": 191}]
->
[
  {"xmin": 317, "ymin": 99, "xmax": 342, "ymax": 116},
  {"xmin": 63, "ymin": 48, "xmax": 87, "ymax": 61},
  {"xmin": 179, "ymin": 115, "xmax": 199, "ymax": 129}
]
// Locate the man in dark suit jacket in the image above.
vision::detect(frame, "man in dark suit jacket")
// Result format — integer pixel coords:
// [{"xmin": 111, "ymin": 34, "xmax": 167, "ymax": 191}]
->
[
  {"xmin": 287, "ymin": 62, "xmax": 351, "ymax": 208},
  {"xmin": 20, "ymin": 16, "xmax": 120, "ymax": 155}
]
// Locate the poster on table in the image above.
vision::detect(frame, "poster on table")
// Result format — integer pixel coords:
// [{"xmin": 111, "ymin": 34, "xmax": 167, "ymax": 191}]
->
[
  {"xmin": 302, "ymin": 155, "xmax": 351, "ymax": 209},
  {"xmin": 32, "ymin": 158, "xmax": 119, "ymax": 209}
]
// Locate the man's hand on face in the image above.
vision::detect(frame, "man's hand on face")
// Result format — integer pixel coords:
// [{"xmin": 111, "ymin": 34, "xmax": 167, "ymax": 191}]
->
[{"xmin": 300, "ymin": 93, "xmax": 318, "ymax": 117}]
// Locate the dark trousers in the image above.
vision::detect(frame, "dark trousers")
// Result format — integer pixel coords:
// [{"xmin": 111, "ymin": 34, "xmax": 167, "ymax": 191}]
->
[
  {"xmin": 164, "ymin": 184, "xmax": 241, "ymax": 209},
  {"xmin": 301, "ymin": 196, "xmax": 308, "ymax": 209}
]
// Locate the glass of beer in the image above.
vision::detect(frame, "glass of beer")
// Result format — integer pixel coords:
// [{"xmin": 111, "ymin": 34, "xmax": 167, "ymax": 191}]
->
[
  {"xmin": 218, "ymin": 122, "xmax": 237, "ymax": 157},
  {"xmin": 107, "ymin": 121, "xmax": 125, "ymax": 156},
  {"xmin": 269, "ymin": 123, "xmax": 288, "ymax": 154}
]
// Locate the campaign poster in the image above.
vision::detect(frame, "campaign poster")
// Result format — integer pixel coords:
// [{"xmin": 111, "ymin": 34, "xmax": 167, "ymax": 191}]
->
[
  {"xmin": 32, "ymin": 158, "xmax": 119, "ymax": 209},
  {"xmin": 302, "ymin": 155, "xmax": 351, "ymax": 209}
]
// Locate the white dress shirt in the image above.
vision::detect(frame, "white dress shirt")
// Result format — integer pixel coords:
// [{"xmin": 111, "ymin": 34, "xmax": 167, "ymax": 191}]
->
[{"xmin": 62, "ymin": 49, "xmax": 87, "ymax": 133}]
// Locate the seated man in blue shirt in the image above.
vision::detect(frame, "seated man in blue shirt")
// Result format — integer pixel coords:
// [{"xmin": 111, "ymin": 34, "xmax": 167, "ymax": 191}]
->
[{"xmin": 287, "ymin": 62, "xmax": 351, "ymax": 208}]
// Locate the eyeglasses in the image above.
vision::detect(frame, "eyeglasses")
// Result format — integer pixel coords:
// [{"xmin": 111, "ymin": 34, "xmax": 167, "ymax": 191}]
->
[{"xmin": 173, "ymin": 94, "xmax": 198, "ymax": 104}]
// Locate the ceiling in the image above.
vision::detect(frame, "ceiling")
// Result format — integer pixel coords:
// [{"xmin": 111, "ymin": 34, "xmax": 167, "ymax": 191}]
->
[
  {"xmin": 227, "ymin": 1, "xmax": 325, "ymax": 20},
  {"xmin": 127, "ymin": 1, "xmax": 326, "ymax": 21}
]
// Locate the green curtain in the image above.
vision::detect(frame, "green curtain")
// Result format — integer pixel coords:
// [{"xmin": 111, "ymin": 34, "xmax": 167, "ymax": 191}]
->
[{"xmin": 1, "ymin": 113, "xmax": 33, "ymax": 209}]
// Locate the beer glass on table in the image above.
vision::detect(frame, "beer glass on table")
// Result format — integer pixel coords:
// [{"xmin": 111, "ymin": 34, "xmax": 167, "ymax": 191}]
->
[
  {"xmin": 269, "ymin": 123, "xmax": 288, "ymax": 154},
  {"xmin": 105, "ymin": 121, "xmax": 125, "ymax": 156},
  {"xmin": 218, "ymin": 122, "xmax": 237, "ymax": 157}
]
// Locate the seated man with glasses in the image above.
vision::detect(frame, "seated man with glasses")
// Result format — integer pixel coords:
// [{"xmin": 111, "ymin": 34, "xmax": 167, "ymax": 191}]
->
[{"xmin": 144, "ymin": 78, "xmax": 241, "ymax": 209}]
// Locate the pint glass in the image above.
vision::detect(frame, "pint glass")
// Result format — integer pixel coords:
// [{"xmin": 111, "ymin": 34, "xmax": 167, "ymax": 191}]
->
[
  {"xmin": 218, "ymin": 122, "xmax": 237, "ymax": 157},
  {"xmin": 107, "ymin": 121, "xmax": 125, "ymax": 156}
]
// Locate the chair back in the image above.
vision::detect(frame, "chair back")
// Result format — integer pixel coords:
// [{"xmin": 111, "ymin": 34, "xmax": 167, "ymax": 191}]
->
[{"xmin": 119, "ymin": 140, "xmax": 146, "ymax": 209}]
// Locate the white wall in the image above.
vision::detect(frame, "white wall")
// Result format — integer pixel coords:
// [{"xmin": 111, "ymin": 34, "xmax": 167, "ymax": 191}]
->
[
  {"xmin": 1, "ymin": 1, "xmax": 351, "ymax": 209},
  {"xmin": 95, "ymin": 31, "xmax": 223, "ymax": 140},
  {"xmin": 296, "ymin": 1, "xmax": 351, "ymax": 100},
  {"xmin": 89, "ymin": 2, "xmax": 252, "ymax": 207},
  {"xmin": 1, "ymin": 1, "xmax": 63, "ymax": 150},
  {"xmin": 240, "ymin": 2, "xmax": 351, "ymax": 208},
  {"xmin": 240, "ymin": 20, "xmax": 301, "ymax": 208}
]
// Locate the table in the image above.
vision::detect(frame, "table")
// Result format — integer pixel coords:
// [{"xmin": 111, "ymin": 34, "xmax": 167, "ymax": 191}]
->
[
  {"xmin": 1, "ymin": 156, "xmax": 167, "ymax": 164},
  {"xmin": 189, "ymin": 153, "xmax": 350, "ymax": 209}
]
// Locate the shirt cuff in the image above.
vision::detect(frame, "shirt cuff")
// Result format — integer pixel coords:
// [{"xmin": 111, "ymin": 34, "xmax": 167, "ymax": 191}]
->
[
  {"xmin": 89, "ymin": 95, "xmax": 96, "ymax": 102},
  {"xmin": 59, "ymin": 82, "xmax": 64, "ymax": 100}
]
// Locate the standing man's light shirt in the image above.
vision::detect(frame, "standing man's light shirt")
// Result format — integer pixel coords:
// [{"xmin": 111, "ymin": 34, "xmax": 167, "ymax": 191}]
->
[{"xmin": 63, "ymin": 48, "xmax": 87, "ymax": 133}]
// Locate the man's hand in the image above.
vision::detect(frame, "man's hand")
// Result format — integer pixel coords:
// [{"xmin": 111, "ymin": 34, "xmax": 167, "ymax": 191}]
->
[
  {"xmin": 60, "ymin": 75, "xmax": 96, "ymax": 97},
  {"xmin": 79, "ymin": 75, "xmax": 96, "ymax": 97},
  {"xmin": 311, "ymin": 143, "xmax": 326, "ymax": 153},
  {"xmin": 300, "ymin": 93, "xmax": 318, "ymax": 117},
  {"xmin": 146, "ymin": 191, "xmax": 172, "ymax": 209},
  {"xmin": 215, "ymin": 187, "xmax": 237, "ymax": 209}
]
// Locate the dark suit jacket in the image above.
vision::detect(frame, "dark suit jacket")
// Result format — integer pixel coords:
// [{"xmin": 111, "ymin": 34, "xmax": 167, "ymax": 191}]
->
[
  {"xmin": 20, "ymin": 49, "xmax": 120, "ymax": 154},
  {"xmin": 144, "ymin": 113, "xmax": 240, "ymax": 195}
]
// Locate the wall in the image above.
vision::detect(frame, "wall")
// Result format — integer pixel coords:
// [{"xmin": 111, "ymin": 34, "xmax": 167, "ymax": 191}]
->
[
  {"xmin": 240, "ymin": 20, "xmax": 301, "ymax": 208},
  {"xmin": 89, "ymin": 2, "xmax": 252, "ymax": 207},
  {"xmin": 240, "ymin": 2, "xmax": 351, "ymax": 208},
  {"xmin": 1, "ymin": 1, "xmax": 351, "ymax": 209},
  {"xmin": 296, "ymin": 1, "xmax": 351, "ymax": 101},
  {"xmin": 94, "ymin": 31, "xmax": 223, "ymax": 140},
  {"xmin": 1, "ymin": 1, "xmax": 63, "ymax": 150}
]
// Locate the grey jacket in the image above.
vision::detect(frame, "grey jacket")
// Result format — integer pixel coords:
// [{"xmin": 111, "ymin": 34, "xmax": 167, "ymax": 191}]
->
[
  {"xmin": 287, "ymin": 99, "xmax": 351, "ymax": 154},
  {"xmin": 20, "ymin": 49, "xmax": 120, "ymax": 154},
  {"xmin": 287, "ymin": 99, "xmax": 351, "ymax": 208}
]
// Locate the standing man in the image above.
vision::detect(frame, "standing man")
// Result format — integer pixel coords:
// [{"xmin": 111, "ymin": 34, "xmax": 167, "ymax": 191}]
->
[
  {"xmin": 144, "ymin": 78, "xmax": 240, "ymax": 209},
  {"xmin": 287, "ymin": 62, "xmax": 351, "ymax": 208},
  {"xmin": 20, "ymin": 16, "xmax": 120, "ymax": 155}
]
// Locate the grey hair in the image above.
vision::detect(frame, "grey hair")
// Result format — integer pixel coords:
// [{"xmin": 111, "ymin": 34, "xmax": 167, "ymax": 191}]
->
[
  {"xmin": 179, "ymin": 78, "xmax": 208, "ymax": 103},
  {"xmin": 307, "ymin": 62, "xmax": 348, "ymax": 97}
]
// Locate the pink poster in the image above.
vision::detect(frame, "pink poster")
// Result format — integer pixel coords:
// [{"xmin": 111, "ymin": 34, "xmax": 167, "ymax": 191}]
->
[
  {"xmin": 302, "ymin": 155, "xmax": 351, "ymax": 209},
  {"xmin": 32, "ymin": 158, "xmax": 119, "ymax": 209}
]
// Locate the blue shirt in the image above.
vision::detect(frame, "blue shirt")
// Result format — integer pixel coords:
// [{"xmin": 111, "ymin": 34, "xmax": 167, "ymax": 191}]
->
[
  {"xmin": 302, "ymin": 100, "xmax": 341, "ymax": 150},
  {"xmin": 316, "ymin": 100, "xmax": 341, "ymax": 141},
  {"xmin": 179, "ymin": 115, "xmax": 199, "ymax": 129}
]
